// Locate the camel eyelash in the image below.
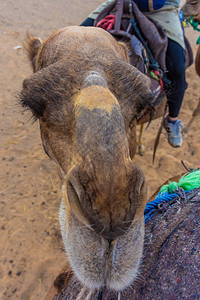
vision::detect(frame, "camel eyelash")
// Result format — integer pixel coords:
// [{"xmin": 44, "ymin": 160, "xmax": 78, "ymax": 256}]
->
[{"xmin": 19, "ymin": 88, "xmax": 46, "ymax": 120}]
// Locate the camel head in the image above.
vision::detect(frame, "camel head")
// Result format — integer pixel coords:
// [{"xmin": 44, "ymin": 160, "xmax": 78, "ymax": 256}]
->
[
  {"xmin": 20, "ymin": 26, "xmax": 154, "ymax": 291},
  {"xmin": 181, "ymin": 0, "xmax": 200, "ymax": 19}
]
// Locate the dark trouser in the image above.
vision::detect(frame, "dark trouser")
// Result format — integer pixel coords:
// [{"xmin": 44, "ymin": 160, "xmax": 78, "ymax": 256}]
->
[
  {"xmin": 165, "ymin": 38, "xmax": 187, "ymax": 118},
  {"xmin": 80, "ymin": 17, "xmax": 94, "ymax": 26}
]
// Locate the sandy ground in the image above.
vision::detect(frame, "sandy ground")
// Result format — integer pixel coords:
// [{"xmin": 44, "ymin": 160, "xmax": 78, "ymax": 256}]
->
[{"xmin": 0, "ymin": 1, "xmax": 199, "ymax": 299}]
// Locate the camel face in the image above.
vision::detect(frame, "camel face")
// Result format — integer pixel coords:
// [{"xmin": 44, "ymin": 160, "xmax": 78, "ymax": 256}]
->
[
  {"xmin": 20, "ymin": 26, "xmax": 154, "ymax": 291},
  {"xmin": 181, "ymin": 0, "xmax": 200, "ymax": 19}
]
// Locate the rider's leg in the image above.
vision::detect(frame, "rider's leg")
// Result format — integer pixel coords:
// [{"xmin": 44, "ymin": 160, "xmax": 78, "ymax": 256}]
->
[
  {"xmin": 80, "ymin": 18, "xmax": 94, "ymax": 26},
  {"xmin": 165, "ymin": 38, "xmax": 187, "ymax": 120},
  {"xmin": 164, "ymin": 38, "xmax": 187, "ymax": 147}
]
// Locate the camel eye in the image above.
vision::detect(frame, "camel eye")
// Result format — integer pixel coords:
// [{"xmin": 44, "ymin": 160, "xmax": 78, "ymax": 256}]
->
[
  {"xmin": 190, "ymin": 0, "xmax": 198, "ymax": 4},
  {"xmin": 19, "ymin": 92, "xmax": 46, "ymax": 120}
]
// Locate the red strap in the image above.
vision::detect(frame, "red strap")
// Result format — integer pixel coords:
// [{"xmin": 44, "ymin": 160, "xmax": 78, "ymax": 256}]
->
[
  {"xmin": 96, "ymin": 15, "xmax": 116, "ymax": 31},
  {"xmin": 154, "ymin": 70, "xmax": 164, "ymax": 92},
  {"xmin": 158, "ymin": 77, "xmax": 163, "ymax": 92}
]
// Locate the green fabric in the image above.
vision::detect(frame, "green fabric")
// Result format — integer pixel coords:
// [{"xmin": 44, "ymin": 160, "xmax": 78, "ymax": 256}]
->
[
  {"xmin": 187, "ymin": 16, "xmax": 200, "ymax": 33},
  {"xmin": 160, "ymin": 170, "xmax": 200, "ymax": 194},
  {"xmin": 186, "ymin": 16, "xmax": 200, "ymax": 44}
]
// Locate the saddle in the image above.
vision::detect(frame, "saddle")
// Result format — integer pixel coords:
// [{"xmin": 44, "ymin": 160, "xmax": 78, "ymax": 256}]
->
[{"xmin": 93, "ymin": 0, "xmax": 193, "ymax": 123}]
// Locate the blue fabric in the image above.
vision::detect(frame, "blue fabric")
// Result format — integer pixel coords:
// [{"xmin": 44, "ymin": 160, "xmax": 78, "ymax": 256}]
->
[
  {"xmin": 80, "ymin": 17, "xmax": 94, "ymax": 26},
  {"xmin": 144, "ymin": 190, "xmax": 190, "ymax": 222},
  {"xmin": 144, "ymin": 191, "xmax": 177, "ymax": 222},
  {"xmin": 133, "ymin": 0, "xmax": 166, "ymax": 12}
]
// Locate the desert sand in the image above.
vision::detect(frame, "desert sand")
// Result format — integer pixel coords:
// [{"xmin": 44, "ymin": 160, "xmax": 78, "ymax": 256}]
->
[{"xmin": 0, "ymin": 0, "xmax": 199, "ymax": 299}]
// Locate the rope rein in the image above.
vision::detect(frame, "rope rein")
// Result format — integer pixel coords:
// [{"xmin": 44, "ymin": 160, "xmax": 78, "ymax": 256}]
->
[{"xmin": 144, "ymin": 168, "xmax": 200, "ymax": 222}]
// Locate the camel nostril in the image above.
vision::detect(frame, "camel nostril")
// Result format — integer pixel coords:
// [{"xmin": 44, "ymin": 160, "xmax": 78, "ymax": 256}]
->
[
  {"xmin": 107, "ymin": 238, "xmax": 114, "ymax": 244},
  {"xmin": 65, "ymin": 177, "xmax": 93, "ymax": 229}
]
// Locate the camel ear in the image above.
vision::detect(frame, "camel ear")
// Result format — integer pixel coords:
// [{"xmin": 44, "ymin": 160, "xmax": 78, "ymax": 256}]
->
[
  {"xmin": 19, "ymin": 61, "xmax": 64, "ymax": 119},
  {"xmin": 117, "ymin": 41, "xmax": 130, "ymax": 62},
  {"xmin": 24, "ymin": 33, "xmax": 42, "ymax": 72},
  {"xmin": 105, "ymin": 59, "xmax": 154, "ymax": 124},
  {"xmin": 20, "ymin": 71, "xmax": 47, "ymax": 119}
]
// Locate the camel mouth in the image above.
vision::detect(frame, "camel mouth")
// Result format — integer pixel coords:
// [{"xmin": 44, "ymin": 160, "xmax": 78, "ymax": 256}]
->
[
  {"xmin": 181, "ymin": 10, "xmax": 200, "ymax": 19},
  {"xmin": 59, "ymin": 195, "xmax": 145, "ymax": 291},
  {"xmin": 59, "ymin": 156, "xmax": 146, "ymax": 291},
  {"xmin": 184, "ymin": 13, "xmax": 198, "ymax": 18}
]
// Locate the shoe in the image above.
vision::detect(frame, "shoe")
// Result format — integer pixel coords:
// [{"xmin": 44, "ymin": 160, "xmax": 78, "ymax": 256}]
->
[{"xmin": 163, "ymin": 117, "xmax": 184, "ymax": 148}]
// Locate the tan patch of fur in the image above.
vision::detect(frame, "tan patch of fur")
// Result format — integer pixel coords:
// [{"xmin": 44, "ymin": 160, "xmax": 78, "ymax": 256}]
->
[{"xmin": 74, "ymin": 86, "xmax": 119, "ymax": 116}]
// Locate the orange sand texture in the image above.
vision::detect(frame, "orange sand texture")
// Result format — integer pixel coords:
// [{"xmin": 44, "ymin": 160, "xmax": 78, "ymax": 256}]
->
[{"xmin": 0, "ymin": 0, "xmax": 199, "ymax": 299}]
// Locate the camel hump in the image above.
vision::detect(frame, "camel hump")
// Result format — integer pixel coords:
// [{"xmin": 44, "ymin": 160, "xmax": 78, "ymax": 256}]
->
[{"xmin": 24, "ymin": 33, "xmax": 42, "ymax": 72}]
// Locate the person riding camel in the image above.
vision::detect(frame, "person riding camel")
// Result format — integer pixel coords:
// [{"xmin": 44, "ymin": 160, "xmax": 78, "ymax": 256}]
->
[{"xmin": 81, "ymin": 0, "xmax": 187, "ymax": 148}]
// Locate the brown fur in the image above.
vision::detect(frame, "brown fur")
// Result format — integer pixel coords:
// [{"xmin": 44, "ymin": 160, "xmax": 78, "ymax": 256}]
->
[
  {"xmin": 24, "ymin": 33, "xmax": 42, "ymax": 72},
  {"xmin": 20, "ymin": 26, "xmax": 155, "ymax": 291}
]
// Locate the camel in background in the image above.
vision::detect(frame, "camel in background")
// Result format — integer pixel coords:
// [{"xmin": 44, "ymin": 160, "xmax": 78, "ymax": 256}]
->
[
  {"xmin": 181, "ymin": 0, "xmax": 200, "ymax": 134},
  {"xmin": 20, "ymin": 26, "xmax": 155, "ymax": 292},
  {"xmin": 181, "ymin": 0, "xmax": 200, "ymax": 23},
  {"xmin": 181, "ymin": 0, "xmax": 200, "ymax": 76}
]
